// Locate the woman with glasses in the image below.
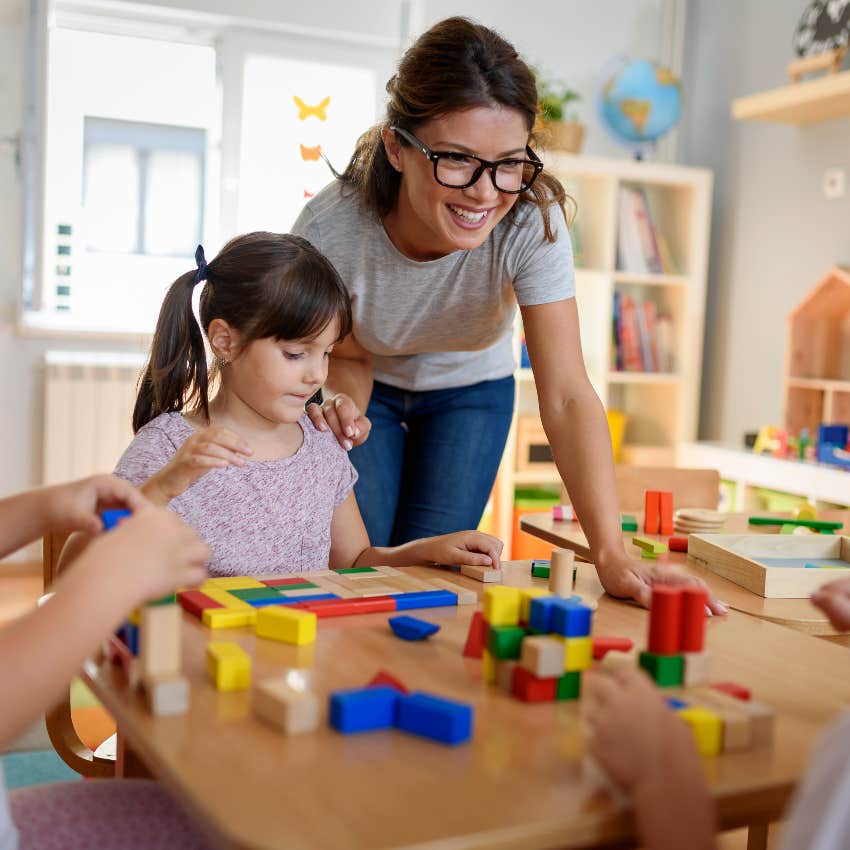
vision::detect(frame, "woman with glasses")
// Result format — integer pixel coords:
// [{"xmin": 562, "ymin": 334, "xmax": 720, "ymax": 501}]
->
[{"xmin": 293, "ymin": 16, "xmax": 724, "ymax": 613}]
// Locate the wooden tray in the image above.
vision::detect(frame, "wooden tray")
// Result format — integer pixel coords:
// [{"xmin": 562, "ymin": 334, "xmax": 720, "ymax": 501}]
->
[{"xmin": 688, "ymin": 534, "xmax": 850, "ymax": 598}]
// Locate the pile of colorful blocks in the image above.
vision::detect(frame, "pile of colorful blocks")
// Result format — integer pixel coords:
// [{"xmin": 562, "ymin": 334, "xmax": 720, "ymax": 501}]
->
[{"xmin": 466, "ymin": 585, "xmax": 595, "ymax": 702}]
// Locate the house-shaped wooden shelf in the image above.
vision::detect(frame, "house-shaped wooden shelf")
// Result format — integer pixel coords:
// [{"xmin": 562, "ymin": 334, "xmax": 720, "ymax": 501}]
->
[{"xmin": 784, "ymin": 265, "xmax": 850, "ymax": 434}]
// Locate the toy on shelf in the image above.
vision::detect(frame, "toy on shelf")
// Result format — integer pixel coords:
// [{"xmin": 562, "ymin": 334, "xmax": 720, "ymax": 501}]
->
[{"xmin": 817, "ymin": 424, "xmax": 850, "ymax": 470}]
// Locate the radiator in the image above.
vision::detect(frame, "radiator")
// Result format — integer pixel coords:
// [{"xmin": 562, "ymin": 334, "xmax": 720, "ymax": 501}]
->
[{"xmin": 43, "ymin": 351, "xmax": 147, "ymax": 485}]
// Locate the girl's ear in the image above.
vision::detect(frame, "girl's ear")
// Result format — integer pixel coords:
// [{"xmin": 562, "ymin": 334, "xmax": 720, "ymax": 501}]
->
[
  {"xmin": 380, "ymin": 126, "xmax": 403, "ymax": 173},
  {"xmin": 208, "ymin": 318, "xmax": 241, "ymax": 364}
]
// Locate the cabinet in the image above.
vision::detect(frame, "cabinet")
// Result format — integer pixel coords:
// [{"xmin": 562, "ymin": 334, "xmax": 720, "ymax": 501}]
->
[{"xmin": 491, "ymin": 154, "xmax": 714, "ymax": 556}]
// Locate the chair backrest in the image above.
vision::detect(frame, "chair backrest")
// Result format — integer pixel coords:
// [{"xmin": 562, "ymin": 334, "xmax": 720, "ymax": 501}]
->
[
  {"xmin": 43, "ymin": 531, "xmax": 71, "ymax": 590},
  {"xmin": 614, "ymin": 466, "xmax": 720, "ymax": 512}
]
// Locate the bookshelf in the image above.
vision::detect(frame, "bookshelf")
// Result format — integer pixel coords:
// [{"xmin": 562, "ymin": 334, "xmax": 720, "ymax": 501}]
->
[
  {"xmin": 732, "ymin": 69, "xmax": 850, "ymax": 125},
  {"xmin": 491, "ymin": 153, "xmax": 714, "ymax": 556}
]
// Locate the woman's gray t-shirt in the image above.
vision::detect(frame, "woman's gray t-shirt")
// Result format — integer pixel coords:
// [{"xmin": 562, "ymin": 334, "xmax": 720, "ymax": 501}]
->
[{"xmin": 291, "ymin": 182, "xmax": 575, "ymax": 392}]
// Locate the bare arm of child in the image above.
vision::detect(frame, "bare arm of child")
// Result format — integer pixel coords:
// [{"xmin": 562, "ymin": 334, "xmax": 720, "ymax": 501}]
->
[
  {"xmin": 327, "ymin": 492, "xmax": 503, "ymax": 570},
  {"xmin": 0, "ymin": 492, "xmax": 208, "ymax": 752},
  {"xmin": 583, "ymin": 667, "xmax": 717, "ymax": 850}
]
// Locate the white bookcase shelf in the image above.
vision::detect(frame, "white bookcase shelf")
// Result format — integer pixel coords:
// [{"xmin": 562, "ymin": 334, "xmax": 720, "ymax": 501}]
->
[{"xmin": 492, "ymin": 154, "xmax": 714, "ymax": 555}]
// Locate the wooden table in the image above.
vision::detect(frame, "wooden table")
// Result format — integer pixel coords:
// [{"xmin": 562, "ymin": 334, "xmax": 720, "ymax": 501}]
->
[
  {"xmin": 84, "ymin": 562, "xmax": 850, "ymax": 850},
  {"xmin": 521, "ymin": 511, "xmax": 850, "ymax": 637}
]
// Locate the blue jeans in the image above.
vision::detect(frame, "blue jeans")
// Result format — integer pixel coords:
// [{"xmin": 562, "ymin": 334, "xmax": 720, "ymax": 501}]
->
[{"xmin": 349, "ymin": 376, "xmax": 515, "ymax": 546}]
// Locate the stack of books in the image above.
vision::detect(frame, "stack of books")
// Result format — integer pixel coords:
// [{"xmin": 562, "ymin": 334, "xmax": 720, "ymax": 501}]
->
[
  {"xmin": 617, "ymin": 186, "xmax": 678, "ymax": 275},
  {"xmin": 612, "ymin": 292, "xmax": 675, "ymax": 373}
]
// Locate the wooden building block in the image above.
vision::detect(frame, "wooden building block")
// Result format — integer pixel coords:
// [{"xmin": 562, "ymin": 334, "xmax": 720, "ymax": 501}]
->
[
  {"xmin": 520, "ymin": 635, "xmax": 565, "ymax": 678},
  {"xmin": 639, "ymin": 651, "xmax": 683, "ymax": 687},
  {"xmin": 556, "ymin": 671, "xmax": 581, "ymax": 700},
  {"xmin": 483, "ymin": 586, "xmax": 521, "ymax": 626},
  {"xmin": 140, "ymin": 603, "xmax": 181, "ymax": 680},
  {"xmin": 487, "ymin": 625, "xmax": 526, "ymax": 660},
  {"xmin": 692, "ymin": 687, "xmax": 774, "ymax": 748},
  {"xmin": 495, "ymin": 660, "xmax": 518, "ymax": 692},
  {"xmin": 256, "ymin": 607, "xmax": 317, "ymax": 645},
  {"xmin": 202, "ymin": 577, "xmax": 266, "ymax": 590},
  {"xmin": 668, "ymin": 535, "xmax": 689, "ymax": 553},
  {"xmin": 597, "ymin": 650, "xmax": 637, "ymax": 674},
  {"xmin": 659, "ymin": 491, "xmax": 674, "ymax": 536},
  {"xmin": 200, "ymin": 588, "xmax": 255, "ymax": 611},
  {"xmin": 633, "ymin": 536, "xmax": 668, "ymax": 555},
  {"xmin": 682, "ymin": 651, "xmax": 711, "ymax": 687},
  {"xmin": 519, "ymin": 587, "xmax": 551, "ymax": 623},
  {"xmin": 177, "ymin": 590, "xmax": 224, "ymax": 619},
  {"xmin": 648, "ymin": 585, "xmax": 683, "ymax": 655},
  {"xmin": 678, "ymin": 705, "xmax": 722, "ymax": 755},
  {"xmin": 206, "ymin": 641, "xmax": 251, "ymax": 692},
  {"xmin": 482, "ymin": 649, "xmax": 496, "ymax": 684},
  {"xmin": 711, "ymin": 681, "xmax": 751, "ymax": 702},
  {"xmin": 462, "ymin": 612, "xmax": 486, "ymax": 659},
  {"xmin": 644, "ymin": 490, "xmax": 660, "ymax": 534},
  {"xmin": 202, "ymin": 608, "xmax": 256, "ymax": 629},
  {"xmin": 430, "ymin": 578, "xmax": 476, "ymax": 605},
  {"xmin": 367, "ymin": 670, "xmax": 409, "ymax": 694},
  {"xmin": 592, "ymin": 636, "xmax": 634, "ymax": 659},
  {"xmin": 562, "ymin": 636, "xmax": 593, "ymax": 672},
  {"xmin": 512, "ymin": 666, "xmax": 557, "ymax": 702},
  {"xmin": 549, "ymin": 548, "xmax": 575, "ymax": 596},
  {"xmin": 461, "ymin": 564, "xmax": 503, "ymax": 583},
  {"xmin": 143, "ymin": 673, "xmax": 189, "ymax": 716},
  {"xmin": 253, "ymin": 677, "xmax": 319, "ymax": 735},
  {"xmin": 680, "ymin": 586, "xmax": 708, "ymax": 652}
]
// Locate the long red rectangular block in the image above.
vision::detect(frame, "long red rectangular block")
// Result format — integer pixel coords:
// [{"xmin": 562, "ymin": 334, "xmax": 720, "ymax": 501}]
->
[
  {"xmin": 299, "ymin": 596, "xmax": 397, "ymax": 617},
  {"xmin": 680, "ymin": 586, "xmax": 708, "ymax": 652},
  {"xmin": 648, "ymin": 585, "xmax": 682, "ymax": 655},
  {"xmin": 512, "ymin": 666, "xmax": 557, "ymax": 702},
  {"xmin": 261, "ymin": 577, "xmax": 317, "ymax": 587},
  {"xmin": 178, "ymin": 590, "xmax": 224, "ymax": 619},
  {"xmin": 659, "ymin": 491, "xmax": 674, "ymax": 536},
  {"xmin": 712, "ymin": 681, "xmax": 751, "ymax": 701},
  {"xmin": 592, "ymin": 636, "xmax": 634, "ymax": 659},
  {"xmin": 644, "ymin": 491, "xmax": 660, "ymax": 534},
  {"xmin": 669, "ymin": 536, "xmax": 689, "ymax": 553}
]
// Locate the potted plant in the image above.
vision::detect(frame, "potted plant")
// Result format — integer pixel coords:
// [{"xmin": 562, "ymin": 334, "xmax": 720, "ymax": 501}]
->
[{"xmin": 535, "ymin": 73, "xmax": 585, "ymax": 154}]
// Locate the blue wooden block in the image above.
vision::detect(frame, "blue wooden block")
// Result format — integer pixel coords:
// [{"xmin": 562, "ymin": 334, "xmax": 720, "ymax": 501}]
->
[
  {"xmin": 329, "ymin": 686, "xmax": 399, "ymax": 734},
  {"xmin": 550, "ymin": 598, "xmax": 593, "ymax": 637},
  {"xmin": 392, "ymin": 590, "xmax": 457, "ymax": 610},
  {"xmin": 121, "ymin": 622, "xmax": 139, "ymax": 656},
  {"xmin": 666, "ymin": 697, "xmax": 689, "ymax": 710},
  {"xmin": 274, "ymin": 593, "xmax": 338, "ymax": 605},
  {"xmin": 388, "ymin": 615, "xmax": 440, "ymax": 641},
  {"xmin": 528, "ymin": 596, "xmax": 559, "ymax": 633},
  {"xmin": 101, "ymin": 508, "xmax": 131, "ymax": 530},
  {"xmin": 396, "ymin": 692, "xmax": 473, "ymax": 745}
]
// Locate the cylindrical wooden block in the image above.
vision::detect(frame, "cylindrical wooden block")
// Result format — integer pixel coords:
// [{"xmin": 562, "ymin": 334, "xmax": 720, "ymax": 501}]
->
[
  {"xmin": 648, "ymin": 586, "xmax": 682, "ymax": 655},
  {"xmin": 549, "ymin": 548, "xmax": 575, "ymax": 597},
  {"xmin": 680, "ymin": 586, "xmax": 708, "ymax": 652}
]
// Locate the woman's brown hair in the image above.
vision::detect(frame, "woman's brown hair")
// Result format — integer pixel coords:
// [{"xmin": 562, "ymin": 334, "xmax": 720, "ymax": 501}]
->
[
  {"xmin": 133, "ymin": 232, "xmax": 352, "ymax": 432},
  {"xmin": 339, "ymin": 16, "xmax": 569, "ymax": 241}
]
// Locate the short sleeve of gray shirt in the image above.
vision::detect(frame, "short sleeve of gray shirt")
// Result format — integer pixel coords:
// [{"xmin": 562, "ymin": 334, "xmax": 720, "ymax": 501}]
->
[{"xmin": 291, "ymin": 181, "xmax": 575, "ymax": 391}]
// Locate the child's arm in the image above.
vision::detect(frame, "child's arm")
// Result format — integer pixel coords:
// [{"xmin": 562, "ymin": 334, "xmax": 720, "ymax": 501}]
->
[
  {"xmin": 583, "ymin": 667, "xmax": 717, "ymax": 850},
  {"xmin": 0, "ymin": 476, "xmax": 147, "ymax": 560},
  {"xmin": 0, "ymin": 505, "xmax": 208, "ymax": 751},
  {"xmin": 327, "ymin": 493, "xmax": 503, "ymax": 570}
]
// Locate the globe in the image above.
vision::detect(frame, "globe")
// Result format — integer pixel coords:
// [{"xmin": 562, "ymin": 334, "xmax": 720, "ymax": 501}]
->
[{"xmin": 598, "ymin": 59, "xmax": 682, "ymax": 156}]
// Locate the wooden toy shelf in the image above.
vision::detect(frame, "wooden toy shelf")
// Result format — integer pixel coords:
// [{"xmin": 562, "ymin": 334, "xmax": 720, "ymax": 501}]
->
[{"xmin": 732, "ymin": 69, "xmax": 850, "ymax": 125}]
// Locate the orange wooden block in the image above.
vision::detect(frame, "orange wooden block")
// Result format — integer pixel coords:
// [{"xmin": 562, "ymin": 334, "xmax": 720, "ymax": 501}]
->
[
  {"xmin": 644, "ymin": 491, "xmax": 660, "ymax": 534},
  {"xmin": 659, "ymin": 491, "xmax": 674, "ymax": 536}
]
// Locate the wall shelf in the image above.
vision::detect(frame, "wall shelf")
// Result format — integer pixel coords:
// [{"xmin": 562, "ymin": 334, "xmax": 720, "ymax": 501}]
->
[{"xmin": 732, "ymin": 69, "xmax": 850, "ymax": 125}]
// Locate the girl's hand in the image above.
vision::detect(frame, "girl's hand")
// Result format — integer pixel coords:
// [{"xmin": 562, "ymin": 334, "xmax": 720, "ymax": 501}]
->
[
  {"xmin": 595, "ymin": 551, "xmax": 728, "ymax": 615},
  {"xmin": 306, "ymin": 394, "xmax": 371, "ymax": 451},
  {"xmin": 413, "ymin": 531, "xmax": 504, "ymax": 570},
  {"xmin": 43, "ymin": 475, "xmax": 149, "ymax": 536},
  {"xmin": 811, "ymin": 577, "xmax": 850, "ymax": 631},
  {"xmin": 583, "ymin": 666, "xmax": 698, "ymax": 794},
  {"xmin": 86, "ymin": 505, "xmax": 209, "ymax": 600},
  {"xmin": 143, "ymin": 426, "xmax": 252, "ymax": 505}
]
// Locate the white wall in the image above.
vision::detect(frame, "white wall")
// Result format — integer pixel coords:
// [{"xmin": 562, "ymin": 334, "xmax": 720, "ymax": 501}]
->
[{"xmin": 679, "ymin": 0, "xmax": 850, "ymax": 445}]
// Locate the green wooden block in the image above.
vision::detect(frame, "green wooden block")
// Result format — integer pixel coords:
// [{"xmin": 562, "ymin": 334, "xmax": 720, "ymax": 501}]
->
[
  {"xmin": 641, "ymin": 550, "xmax": 658, "ymax": 559},
  {"xmin": 147, "ymin": 593, "xmax": 177, "ymax": 606},
  {"xmin": 335, "ymin": 567, "xmax": 379, "ymax": 574},
  {"xmin": 748, "ymin": 516, "xmax": 842, "ymax": 531},
  {"xmin": 620, "ymin": 514, "xmax": 638, "ymax": 532},
  {"xmin": 531, "ymin": 564, "xmax": 551, "ymax": 579},
  {"xmin": 639, "ymin": 651, "xmax": 683, "ymax": 687},
  {"xmin": 229, "ymin": 587, "xmax": 284, "ymax": 601},
  {"xmin": 556, "ymin": 671, "xmax": 581, "ymax": 700},
  {"xmin": 632, "ymin": 536, "xmax": 668, "ymax": 554},
  {"xmin": 780, "ymin": 524, "xmax": 796, "ymax": 535},
  {"xmin": 488, "ymin": 625, "xmax": 527, "ymax": 660}
]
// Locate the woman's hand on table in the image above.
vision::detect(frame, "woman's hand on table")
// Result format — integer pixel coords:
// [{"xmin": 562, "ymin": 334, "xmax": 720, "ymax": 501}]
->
[
  {"xmin": 307, "ymin": 393, "xmax": 371, "ymax": 451},
  {"xmin": 811, "ymin": 577, "xmax": 850, "ymax": 631},
  {"xmin": 595, "ymin": 550, "xmax": 728, "ymax": 615}
]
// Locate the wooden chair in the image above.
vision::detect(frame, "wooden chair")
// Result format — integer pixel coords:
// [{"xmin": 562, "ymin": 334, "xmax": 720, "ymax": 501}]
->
[
  {"xmin": 43, "ymin": 531, "xmax": 115, "ymax": 778},
  {"xmin": 614, "ymin": 466, "xmax": 721, "ymax": 513}
]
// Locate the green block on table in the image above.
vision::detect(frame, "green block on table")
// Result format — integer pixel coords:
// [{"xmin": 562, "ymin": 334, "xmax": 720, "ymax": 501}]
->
[
  {"xmin": 780, "ymin": 524, "xmax": 796, "ymax": 535},
  {"xmin": 335, "ymin": 566, "xmax": 379, "ymax": 574},
  {"xmin": 641, "ymin": 551, "xmax": 658, "ymax": 559},
  {"xmin": 633, "ymin": 536, "xmax": 668, "ymax": 555},
  {"xmin": 620, "ymin": 514, "xmax": 638, "ymax": 532},
  {"xmin": 639, "ymin": 651, "xmax": 683, "ymax": 687},
  {"xmin": 148, "ymin": 593, "xmax": 177, "ymax": 606},
  {"xmin": 821, "ymin": 529, "xmax": 835, "ymax": 535},
  {"xmin": 556, "ymin": 671, "xmax": 581, "ymax": 700},
  {"xmin": 531, "ymin": 564, "xmax": 551, "ymax": 579},
  {"xmin": 230, "ymin": 587, "xmax": 284, "ymax": 601},
  {"xmin": 488, "ymin": 625, "xmax": 527, "ymax": 660},
  {"xmin": 748, "ymin": 516, "xmax": 843, "ymax": 531}
]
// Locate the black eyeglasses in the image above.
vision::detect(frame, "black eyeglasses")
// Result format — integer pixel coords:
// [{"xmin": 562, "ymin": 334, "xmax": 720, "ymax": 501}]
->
[{"xmin": 390, "ymin": 126, "xmax": 544, "ymax": 194}]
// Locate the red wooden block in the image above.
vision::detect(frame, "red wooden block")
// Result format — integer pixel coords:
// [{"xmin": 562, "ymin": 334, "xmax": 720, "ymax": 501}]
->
[
  {"xmin": 261, "ymin": 577, "xmax": 318, "ymax": 587},
  {"xmin": 298, "ymin": 596, "xmax": 396, "ymax": 617},
  {"xmin": 644, "ymin": 491, "xmax": 660, "ymax": 534},
  {"xmin": 463, "ymin": 611, "xmax": 486, "ymax": 659},
  {"xmin": 668, "ymin": 536, "xmax": 689, "ymax": 553},
  {"xmin": 659, "ymin": 491, "xmax": 674, "ymax": 536},
  {"xmin": 680, "ymin": 586, "xmax": 708, "ymax": 652},
  {"xmin": 367, "ymin": 670, "xmax": 410, "ymax": 694},
  {"xmin": 592, "ymin": 636, "xmax": 635, "ymax": 659},
  {"xmin": 711, "ymin": 681, "xmax": 751, "ymax": 701},
  {"xmin": 648, "ymin": 585, "xmax": 683, "ymax": 655},
  {"xmin": 512, "ymin": 666, "xmax": 557, "ymax": 702},
  {"xmin": 177, "ymin": 590, "xmax": 224, "ymax": 619}
]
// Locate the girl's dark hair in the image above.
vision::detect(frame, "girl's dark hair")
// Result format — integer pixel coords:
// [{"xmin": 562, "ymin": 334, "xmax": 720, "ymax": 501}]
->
[
  {"xmin": 340, "ymin": 16, "xmax": 569, "ymax": 241},
  {"xmin": 133, "ymin": 232, "xmax": 352, "ymax": 432}
]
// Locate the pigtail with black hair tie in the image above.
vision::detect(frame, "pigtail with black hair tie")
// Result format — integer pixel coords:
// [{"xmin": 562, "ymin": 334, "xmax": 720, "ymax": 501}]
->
[{"xmin": 194, "ymin": 244, "xmax": 208, "ymax": 285}]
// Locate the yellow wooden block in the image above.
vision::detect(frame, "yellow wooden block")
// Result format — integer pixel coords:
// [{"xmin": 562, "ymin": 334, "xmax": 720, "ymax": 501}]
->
[
  {"xmin": 519, "ymin": 588, "xmax": 551, "ymax": 622},
  {"xmin": 128, "ymin": 607, "xmax": 142, "ymax": 626},
  {"xmin": 678, "ymin": 705, "xmax": 722, "ymax": 756},
  {"xmin": 563, "ymin": 636, "xmax": 593, "ymax": 672},
  {"xmin": 200, "ymin": 589, "xmax": 254, "ymax": 610},
  {"xmin": 793, "ymin": 503, "xmax": 817, "ymax": 521},
  {"xmin": 482, "ymin": 586, "xmax": 521, "ymax": 627},
  {"xmin": 482, "ymin": 649, "xmax": 496, "ymax": 684},
  {"xmin": 256, "ymin": 607, "xmax": 317, "ymax": 645},
  {"xmin": 202, "ymin": 608, "xmax": 256, "ymax": 629},
  {"xmin": 202, "ymin": 577, "xmax": 265, "ymax": 590},
  {"xmin": 206, "ymin": 641, "xmax": 251, "ymax": 691}
]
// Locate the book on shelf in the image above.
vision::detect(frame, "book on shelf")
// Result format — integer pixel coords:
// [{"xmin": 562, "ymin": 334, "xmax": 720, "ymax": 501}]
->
[
  {"xmin": 612, "ymin": 292, "xmax": 674, "ymax": 373},
  {"xmin": 616, "ymin": 186, "xmax": 677, "ymax": 275}
]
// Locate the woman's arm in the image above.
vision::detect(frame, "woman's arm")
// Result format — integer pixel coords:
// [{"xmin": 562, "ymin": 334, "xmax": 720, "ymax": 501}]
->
[{"xmin": 521, "ymin": 299, "xmax": 724, "ymax": 612}]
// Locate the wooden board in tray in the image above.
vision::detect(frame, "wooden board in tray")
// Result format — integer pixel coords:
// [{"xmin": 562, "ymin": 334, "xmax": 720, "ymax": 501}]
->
[{"xmin": 688, "ymin": 533, "xmax": 850, "ymax": 598}]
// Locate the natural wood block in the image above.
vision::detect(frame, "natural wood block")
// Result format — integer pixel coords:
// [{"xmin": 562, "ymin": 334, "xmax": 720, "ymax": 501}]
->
[
  {"xmin": 495, "ymin": 660, "xmax": 518, "ymax": 692},
  {"xmin": 253, "ymin": 677, "xmax": 319, "ymax": 735},
  {"xmin": 461, "ymin": 564, "xmax": 503, "ymax": 583},
  {"xmin": 549, "ymin": 549, "xmax": 574, "ymax": 596},
  {"xmin": 520, "ymin": 636, "xmax": 565, "ymax": 678},
  {"xmin": 682, "ymin": 651, "xmax": 711, "ymax": 687},
  {"xmin": 140, "ymin": 603, "xmax": 181, "ymax": 679},
  {"xmin": 430, "ymin": 578, "xmax": 477, "ymax": 605},
  {"xmin": 143, "ymin": 673, "xmax": 189, "ymax": 716},
  {"xmin": 691, "ymin": 687, "xmax": 774, "ymax": 749}
]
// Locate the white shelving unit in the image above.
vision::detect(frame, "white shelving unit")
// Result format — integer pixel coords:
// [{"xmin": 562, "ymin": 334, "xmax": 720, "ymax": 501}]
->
[{"xmin": 492, "ymin": 153, "xmax": 714, "ymax": 555}]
